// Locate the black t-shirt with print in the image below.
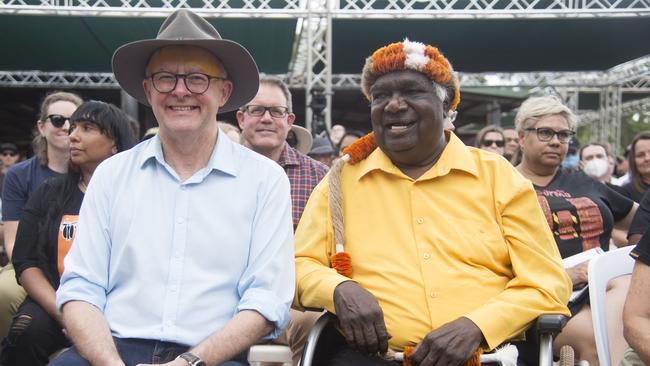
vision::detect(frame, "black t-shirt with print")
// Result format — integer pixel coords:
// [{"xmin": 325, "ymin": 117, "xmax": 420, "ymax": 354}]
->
[
  {"xmin": 534, "ymin": 170, "xmax": 634, "ymax": 258},
  {"xmin": 12, "ymin": 176, "xmax": 84, "ymax": 289}
]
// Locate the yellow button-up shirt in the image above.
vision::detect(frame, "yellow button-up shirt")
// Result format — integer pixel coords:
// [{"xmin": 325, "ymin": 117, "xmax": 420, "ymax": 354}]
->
[{"xmin": 294, "ymin": 133, "xmax": 571, "ymax": 350}]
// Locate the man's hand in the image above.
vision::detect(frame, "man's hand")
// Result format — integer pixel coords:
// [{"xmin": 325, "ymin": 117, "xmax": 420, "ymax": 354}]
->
[
  {"xmin": 409, "ymin": 317, "xmax": 484, "ymax": 366},
  {"xmin": 566, "ymin": 261, "xmax": 589, "ymax": 289},
  {"xmin": 333, "ymin": 281, "xmax": 391, "ymax": 355},
  {"xmin": 137, "ymin": 358, "xmax": 186, "ymax": 366}
]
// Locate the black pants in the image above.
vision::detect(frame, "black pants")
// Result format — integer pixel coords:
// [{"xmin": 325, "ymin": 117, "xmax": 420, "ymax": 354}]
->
[
  {"xmin": 310, "ymin": 322, "xmax": 539, "ymax": 366},
  {"xmin": 0, "ymin": 297, "xmax": 69, "ymax": 366},
  {"xmin": 312, "ymin": 322, "xmax": 399, "ymax": 366}
]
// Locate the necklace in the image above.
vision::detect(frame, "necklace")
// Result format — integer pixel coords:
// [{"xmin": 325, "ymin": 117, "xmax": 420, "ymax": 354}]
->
[{"xmin": 79, "ymin": 177, "xmax": 88, "ymax": 192}]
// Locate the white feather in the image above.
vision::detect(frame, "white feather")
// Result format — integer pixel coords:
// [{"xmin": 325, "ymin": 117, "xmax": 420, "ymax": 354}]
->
[
  {"xmin": 402, "ymin": 39, "xmax": 429, "ymax": 71},
  {"xmin": 480, "ymin": 344, "xmax": 519, "ymax": 366}
]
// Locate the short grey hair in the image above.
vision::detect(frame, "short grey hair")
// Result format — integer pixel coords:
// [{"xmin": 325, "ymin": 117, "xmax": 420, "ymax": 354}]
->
[
  {"xmin": 255, "ymin": 74, "xmax": 293, "ymax": 113},
  {"xmin": 514, "ymin": 95, "xmax": 577, "ymax": 132}
]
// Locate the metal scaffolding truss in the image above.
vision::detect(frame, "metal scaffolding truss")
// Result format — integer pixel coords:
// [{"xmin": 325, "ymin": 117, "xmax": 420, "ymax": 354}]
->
[
  {"xmin": 2, "ymin": 0, "xmax": 650, "ymax": 146},
  {"xmin": 2, "ymin": 0, "xmax": 650, "ymax": 17}
]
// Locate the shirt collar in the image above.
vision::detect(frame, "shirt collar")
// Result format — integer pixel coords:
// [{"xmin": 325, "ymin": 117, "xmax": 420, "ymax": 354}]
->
[
  {"xmin": 278, "ymin": 142, "xmax": 300, "ymax": 168},
  {"xmin": 139, "ymin": 129, "xmax": 238, "ymax": 178},
  {"xmin": 357, "ymin": 132, "xmax": 479, "ymax": 181}
]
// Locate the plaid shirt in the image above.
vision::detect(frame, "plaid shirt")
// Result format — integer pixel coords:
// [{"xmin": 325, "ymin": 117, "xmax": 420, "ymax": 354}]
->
[{"xmin": 278, "ymin": 143, "xmax": 329, "ymax": 229}]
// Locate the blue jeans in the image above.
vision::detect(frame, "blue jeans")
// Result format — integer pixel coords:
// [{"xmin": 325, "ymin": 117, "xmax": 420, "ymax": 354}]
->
[{"xmin": 48, "ymin": 337, "xmax": 248, "ymax": 366}]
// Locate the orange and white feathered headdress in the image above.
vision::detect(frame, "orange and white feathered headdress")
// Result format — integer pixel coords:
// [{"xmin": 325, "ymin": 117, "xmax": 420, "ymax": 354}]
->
[{"xmin": 360, "ymin": 39, "xmax": 460, "ymax": 111}]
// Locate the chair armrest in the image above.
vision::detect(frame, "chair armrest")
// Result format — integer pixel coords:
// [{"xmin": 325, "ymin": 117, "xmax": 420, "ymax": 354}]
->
[{"xmin": 535, "ymin": 314, "xmax": 569, "ymax": 337}]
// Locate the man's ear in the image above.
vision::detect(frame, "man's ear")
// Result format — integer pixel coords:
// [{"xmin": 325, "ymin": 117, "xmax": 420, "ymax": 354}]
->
[
  {"xmin": 443, "ymin": 110, "xmax": 457, "ymax": 131},
  {"xmin": 287, "ymin": 112, "xmax": 296, "ymax": 127},
  {"xmin": 142, "ymin": 79, "xmax": 153, "ymax": 105},
  {"xmin": 235, "ymin": 110, "xmax": 245, "ymax": 129},
  {"xmin": 219, "ymin": 80, "xmax": 234, "ymax": 108}
]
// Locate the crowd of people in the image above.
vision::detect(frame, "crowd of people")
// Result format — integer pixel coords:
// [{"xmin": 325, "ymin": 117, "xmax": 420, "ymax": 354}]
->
[{"xmin": 0, "ymin": 8, "xmax": 649, "ymax": 366}]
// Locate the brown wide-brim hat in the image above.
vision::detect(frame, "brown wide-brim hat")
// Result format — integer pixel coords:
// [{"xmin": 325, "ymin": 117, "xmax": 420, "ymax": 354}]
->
[{"xmin": 112, "ymin": 9, "xmax": 259, "ymax": 113}]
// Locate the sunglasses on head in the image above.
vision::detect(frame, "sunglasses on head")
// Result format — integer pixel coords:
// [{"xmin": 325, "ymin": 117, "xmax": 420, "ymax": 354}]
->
[
  {"xmin": 481, "ymin": 139, "xmax": 505, "ymax": 148},
  {"xmin": 46, "ymin": 114, "xmax": 71, "ymax": 128}
]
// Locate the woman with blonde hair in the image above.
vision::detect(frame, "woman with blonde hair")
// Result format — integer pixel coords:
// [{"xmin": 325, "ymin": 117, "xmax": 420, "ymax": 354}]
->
[
  {"xmin": 515, "ymin": 95, "xmax": 637, "ymax": 365},
  {"xmin": 0, "ymin": 91, "xmax": 82, "ymax": 344}
]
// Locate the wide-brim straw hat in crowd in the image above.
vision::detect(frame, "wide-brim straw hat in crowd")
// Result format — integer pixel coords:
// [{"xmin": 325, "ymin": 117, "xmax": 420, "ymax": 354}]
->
[{"xmin": 112, "ymin": 9, "xmax": 259, "ymax": 113}]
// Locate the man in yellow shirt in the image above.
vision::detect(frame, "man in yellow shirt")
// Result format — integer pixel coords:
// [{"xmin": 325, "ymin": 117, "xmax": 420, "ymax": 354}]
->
[{"xmin": 294, "ymin": 39, "xmax": 572, "ymax": 366}]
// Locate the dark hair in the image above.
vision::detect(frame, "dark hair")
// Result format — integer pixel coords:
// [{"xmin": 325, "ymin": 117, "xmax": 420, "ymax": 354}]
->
[
  {"xmin": 336, "ymin": 130, "xmax": 364, "ymax": 154},
  {"xmin": 628, "ymin": 131, "xmax": 650, "ymax": 194},
  {"xmin": 578, "ymin": 143, "xmax": 610, "ymax": 161},
  {"xmin": 56, "ymin": 101, "xmax": 137, "ymax": 218},
  {"xmin": 33, "ymin": 91, "xmax": 83, "ymax": 166},
  {"xmin": 70, "ymin": 100, "xmax": 138, "ymax": 153}
]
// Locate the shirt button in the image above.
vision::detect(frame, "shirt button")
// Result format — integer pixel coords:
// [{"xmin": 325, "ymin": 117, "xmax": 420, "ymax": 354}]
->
[
  {"xmin": 417, "ymin": 218, "xmax": 424, "ymax": 224},
  {"xmin": 423, "ymin": 253, "xmax": 431, "ymax": 260},
  {"xmin": 430, "ymin": 291, "xmax": 437, "ymax": 298}
]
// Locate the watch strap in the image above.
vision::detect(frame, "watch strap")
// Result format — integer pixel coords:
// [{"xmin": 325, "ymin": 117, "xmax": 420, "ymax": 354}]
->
[{"xmin": 177, "ymin": 352, "xmax": 206, "ymax": 366}]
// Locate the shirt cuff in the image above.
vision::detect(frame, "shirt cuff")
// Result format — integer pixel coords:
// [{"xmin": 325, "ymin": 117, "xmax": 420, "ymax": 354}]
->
[
  {"xmin": 56, "ymin": 276, "xmax": 107, "ymax": 312},
  {"xmin": 237, "ymin": 288, "xmax": 291, "ymax": 340}
]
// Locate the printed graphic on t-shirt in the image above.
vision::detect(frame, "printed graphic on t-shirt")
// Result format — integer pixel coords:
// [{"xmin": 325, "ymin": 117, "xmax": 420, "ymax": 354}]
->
[
  {"xmin": 57, "ymin": 214, "xmax": 79, "ymax": 276},
  {"xmin": 536, "ymin": 189, "xmax": 603, "ymax": 256}
]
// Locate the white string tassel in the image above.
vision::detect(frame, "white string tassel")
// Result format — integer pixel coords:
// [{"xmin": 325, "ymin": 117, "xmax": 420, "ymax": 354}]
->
[{"xmin": 479, "ymin": 344, "xmax": 518, "ymax": 366}]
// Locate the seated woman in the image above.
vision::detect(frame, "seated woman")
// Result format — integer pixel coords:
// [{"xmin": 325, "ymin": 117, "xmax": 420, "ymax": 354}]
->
[
  {"xmin": 474, "ymin": 125, "xmax": 505, "ymax": 156},
  {"xmin": 619, "ymin": 132, "xmax": 650, "ymax": 203},
  {"xmin": 0, "ymin": 101, "xmax": 137, "ymax": 366},
  {"xmin": 514, "ymin": 95, "xmax": 638, "ymax": 366}
]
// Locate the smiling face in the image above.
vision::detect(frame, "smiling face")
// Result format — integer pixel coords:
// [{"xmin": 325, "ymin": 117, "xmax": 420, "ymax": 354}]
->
[
  {"xmin": 37, "ymin": 100, "xmax": 78, "ymax": 153},
  {"xmin": 369, "ymin": 70, "xmax": 447, "ymax": 173},
  {"xmin": 236, "ymin": 83, "xmax": 295, "ymax": 158},
  {"xmin": 633, "ymin": 139, "xmax": 650, "ymax": 180},
  {"xmin": 69, "ymin": 121, "xmax": 116, "ymax": 172},
  {"xmin": 520, "ymin": 114, "xmax": 570, "ymax": 170},
  {"xmin": 142, "ymin": 46, "xmax": 232, "ymax": 141}
]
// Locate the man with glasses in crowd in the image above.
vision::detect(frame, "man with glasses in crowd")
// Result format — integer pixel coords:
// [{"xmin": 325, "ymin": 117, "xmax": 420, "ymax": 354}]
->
[
  {"xmin": 237, "ymin": 75, "xmax": 328, "ymax": 230},
  {"xmin": 52, "ymin": 10, "xmax": 294, "ymax": 366},
  {"xmin": 236, "ymin": 76, "xmax": 328, "ymax": 365}
]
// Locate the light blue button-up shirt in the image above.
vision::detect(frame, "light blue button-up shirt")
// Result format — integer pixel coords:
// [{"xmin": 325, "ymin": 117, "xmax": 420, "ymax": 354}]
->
[{"xmin": 56, "ymin": 131, "xmax": 295, "ymax": 346}]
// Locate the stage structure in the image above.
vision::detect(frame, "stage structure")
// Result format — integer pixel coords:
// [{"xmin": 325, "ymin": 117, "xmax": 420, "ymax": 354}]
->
[{"xmin": 1, "ymin": 0, "xmax": 649, "ymax": 151}]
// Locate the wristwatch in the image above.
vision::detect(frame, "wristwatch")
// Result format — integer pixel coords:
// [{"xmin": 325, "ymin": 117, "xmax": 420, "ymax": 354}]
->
[{"xmin": 177, "ymin": 352, "xmax": 207, "ymax": 366}]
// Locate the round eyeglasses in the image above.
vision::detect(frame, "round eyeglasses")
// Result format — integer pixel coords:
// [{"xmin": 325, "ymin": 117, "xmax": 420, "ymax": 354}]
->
[{"xmin": 150, "ymin": 72, "xmax": 227, "ymax": 95}]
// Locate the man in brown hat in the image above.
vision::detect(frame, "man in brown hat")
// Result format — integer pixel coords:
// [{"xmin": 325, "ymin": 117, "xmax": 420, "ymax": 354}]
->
[{"xmin": 52, "ymin": 9, "xmax": 294, "ymax": 366}]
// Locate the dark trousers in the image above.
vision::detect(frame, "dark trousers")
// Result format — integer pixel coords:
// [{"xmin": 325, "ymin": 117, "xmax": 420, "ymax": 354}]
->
[
  {"xmin": 312, "ymin": 322, "xmax": 398, "ymax": 366},
  {"xmin": 48, "ymin": 337, "xmax": 249, "ymax": 366},
  {"xmin": 310, "ymin": 322, "xmax": 539, "ymax": 366},
  {"xmin": 0, "ymin": 297, "xmax": 69, "ymax": 366}
]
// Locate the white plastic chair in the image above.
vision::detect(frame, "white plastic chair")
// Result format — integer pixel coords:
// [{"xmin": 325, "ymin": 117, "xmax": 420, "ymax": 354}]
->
[
  {"xmin": 587, "ymin": 246, "xmax": 635, "ymax": 366},
  {"xmin": 248, "ymin": 344, "xmax": 293, "ymax": 366}
]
